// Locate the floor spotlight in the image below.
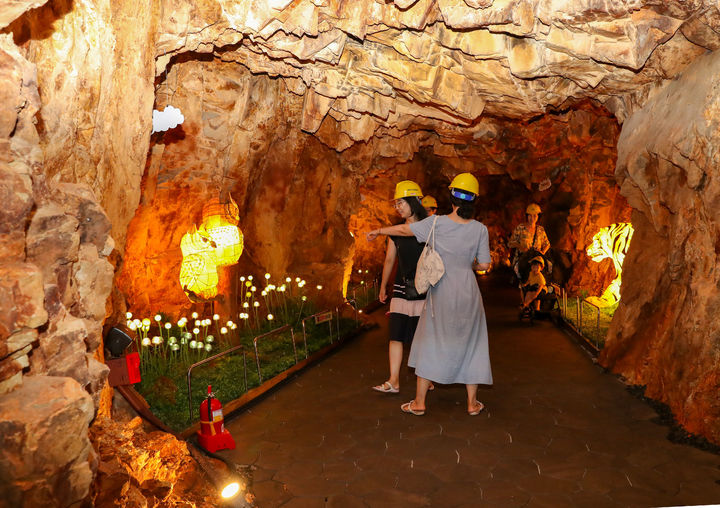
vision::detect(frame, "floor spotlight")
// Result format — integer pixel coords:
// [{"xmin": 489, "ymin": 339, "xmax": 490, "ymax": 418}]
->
[{"xmin": 221, "ymin": 482, "xmax": 240, "ymax": 499}]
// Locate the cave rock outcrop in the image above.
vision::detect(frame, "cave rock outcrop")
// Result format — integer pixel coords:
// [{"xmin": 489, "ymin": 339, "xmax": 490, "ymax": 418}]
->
[{"xmin": 603, "ymin": 49, "xmax": 720, "ymax": 443}]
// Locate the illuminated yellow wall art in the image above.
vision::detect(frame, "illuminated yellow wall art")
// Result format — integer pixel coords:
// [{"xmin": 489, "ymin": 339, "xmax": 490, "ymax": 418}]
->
[{"xmin": 586, "ymin": 222, "xmax": 634, "ymax": 307}]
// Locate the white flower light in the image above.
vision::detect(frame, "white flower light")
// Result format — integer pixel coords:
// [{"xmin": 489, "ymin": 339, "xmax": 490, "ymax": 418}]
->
[
  {"xmin": 317, "ymin": 285, "xmax": 323, "ymax": 290},
  {"xmin": 221, "ymin": 327, "xmax": 228, "ymax": 334},
  {"xmin": 165, "ymin": 322, "xmax": 171, "ymax": 329},
  {"xmin": 193, "ymin": 327, "xmax": 200, "ymax": 335},
  {"xmin": 125, "ymin": 312, "xmax": 133, "ymax": 319},
  {"xmin": 267, "ymin": 314, "xmax": 274, "ymax": 320},
  {"xmin": 152, "ymin": 336, "xmax": 162, "ymax": 345},
  {"xmin": 154, "ymin": 314, "xmax": 161, "ymax": 322},
  {"xmin": 141, "ymin": 337, "xmax": 151, "ymax": 347},
  {"xmin": 192, "ymin": 312, "xmax": 199, "ymax": 319},
  {"xmin": 253, "ymin": 301, "xmax": 260, "ymax": 307},
  {"xmin": 265, "ymin": 273, "xmax": 271, "ymax": 280},
  {"xmin": 213, "ymin": 314, "xmax": 220, "ymax": 321}
]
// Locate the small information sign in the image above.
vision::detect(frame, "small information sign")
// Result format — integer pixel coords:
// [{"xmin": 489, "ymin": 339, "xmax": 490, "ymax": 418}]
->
[{"xmin": 314, "ymin": 311, "xmax": 333, "ymax": 325}]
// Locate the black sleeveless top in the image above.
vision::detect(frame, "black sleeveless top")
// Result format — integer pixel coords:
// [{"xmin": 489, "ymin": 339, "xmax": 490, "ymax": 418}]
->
[{"xmin": 390, "ymin": 236, "xmax": 426, "ymax": 300}]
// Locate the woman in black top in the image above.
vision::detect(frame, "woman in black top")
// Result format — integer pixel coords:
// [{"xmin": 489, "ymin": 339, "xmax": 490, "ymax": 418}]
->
[{"xmin": 372, "ymin": 180, "xmax": 428, "ymax": 394}]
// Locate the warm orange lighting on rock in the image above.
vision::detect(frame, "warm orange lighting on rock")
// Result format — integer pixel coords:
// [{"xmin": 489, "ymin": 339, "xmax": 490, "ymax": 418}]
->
[{"xmin": 586, "ymin": 222, "xmax": 633, "ymax": 307}]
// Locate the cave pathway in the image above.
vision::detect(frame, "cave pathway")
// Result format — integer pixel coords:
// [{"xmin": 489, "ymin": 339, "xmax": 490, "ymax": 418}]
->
[{"xmin": 222, "ymin": 277, "xmax": 720, "ymax": 507}]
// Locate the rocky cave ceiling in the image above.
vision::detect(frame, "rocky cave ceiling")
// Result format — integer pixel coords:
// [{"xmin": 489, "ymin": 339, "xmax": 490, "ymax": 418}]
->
[{"xmin": 146, "ymin": 0, "xmax": 719, "ymax": 148}]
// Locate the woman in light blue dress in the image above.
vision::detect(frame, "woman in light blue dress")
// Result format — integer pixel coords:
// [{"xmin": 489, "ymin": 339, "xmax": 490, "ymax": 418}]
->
[{"xmin": 367, "ymin": 173, "xmax": 492, "ymax": 416}]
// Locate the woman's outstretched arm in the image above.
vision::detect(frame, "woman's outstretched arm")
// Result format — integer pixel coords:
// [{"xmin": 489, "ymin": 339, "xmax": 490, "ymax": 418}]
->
[{"xmin": 366, "ymin": 223, "xmax": 413, "ymax": 241}]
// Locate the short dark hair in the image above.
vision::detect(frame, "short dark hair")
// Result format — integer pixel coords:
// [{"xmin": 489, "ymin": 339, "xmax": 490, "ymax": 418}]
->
[{"xmin": 449, "ymin": 194, "xmax": 475, "ymax": 219}]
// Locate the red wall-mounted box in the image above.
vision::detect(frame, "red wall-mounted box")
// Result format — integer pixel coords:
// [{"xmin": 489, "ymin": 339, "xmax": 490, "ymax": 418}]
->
[{"xmin": 107, "ymin": 352, "xmax": 142, "ymax": 387}]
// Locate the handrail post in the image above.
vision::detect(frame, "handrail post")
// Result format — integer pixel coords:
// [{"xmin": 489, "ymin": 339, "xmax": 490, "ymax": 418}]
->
[
  {"xmin": 576, "ymin": 296, "xmax": 580, "ymax": 333},
  {"xmin": 253, "ymin": 325, "xmax": 294, "ymax": 384},
  {"xmin": 186, "ymin": 344, "xmax": 246, "ymax": 423}
]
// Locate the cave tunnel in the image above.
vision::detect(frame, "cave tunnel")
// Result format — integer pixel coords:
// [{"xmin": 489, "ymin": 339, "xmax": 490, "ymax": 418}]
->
[{"xmin": 3, "ymin": 0, "xmax": 720, "ymax": 506}]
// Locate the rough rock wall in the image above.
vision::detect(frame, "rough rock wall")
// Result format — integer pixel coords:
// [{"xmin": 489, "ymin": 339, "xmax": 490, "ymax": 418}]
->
[
  {"xmin": 601, "ymin": 50, "xmax": 720, "ymax": 444},
  {"xmin": 0, "ymin": 0, "xmax": 156, "ymax": 504},
  {"xmin": 0, "ymin": 30, "xmax": 111, "ymax": 508},
  {"xmin": 7, "ymin": 0, "xmax": 156, "ymax": 250},
  {"xmin": 117, "ymin": 60, "xmax": 363, "ymax": 317}
]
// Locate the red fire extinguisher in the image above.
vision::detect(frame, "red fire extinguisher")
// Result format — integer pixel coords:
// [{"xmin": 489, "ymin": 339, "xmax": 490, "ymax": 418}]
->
[{"xmin": 197, "ymin": 385, "xmax": 236, "ymax": 453}]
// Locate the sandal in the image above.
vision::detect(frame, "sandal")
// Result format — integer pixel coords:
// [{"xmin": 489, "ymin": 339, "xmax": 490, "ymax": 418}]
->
[
  {"xmin": 372, "ymin": 381, "xmax": 399, "ymax": 393},
  {"xmin": 401, "ymin": 400, "xmax": 425, "ymax": 416},
  {"xmin": 468, "ymin": 400, "xmax": 485, "ymax": 416}
]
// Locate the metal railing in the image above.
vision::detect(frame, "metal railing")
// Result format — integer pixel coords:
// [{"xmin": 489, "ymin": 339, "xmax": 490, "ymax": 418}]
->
[
  {"xmin": 347, "ymin": 277, "xmax": 380, "ymax": 310},
  {"xmin": 557, "ymin": 285, "xmax": 605, "ymax": 350},
  {"xmin": 579, "ymin": 298, "xmax": 602, "ymax": 349},
  {"xmin": 185, "ymin": 308, "xmax": 359, "ymax": 422},
  {"xmin": 186, "ymin": 344, "xmax": 248, "ymax": 422},
  {"xmin": 301, "ymin": 310, "xmax": 335, "ymax": 359},
  {"xmin": 253, "ymin": 325, "xmax": 296, "ymax": 383}
]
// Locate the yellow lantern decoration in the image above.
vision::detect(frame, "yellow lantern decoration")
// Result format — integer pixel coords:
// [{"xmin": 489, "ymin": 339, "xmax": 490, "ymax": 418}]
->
[
  {"xmin": 202, "ymin": 196, "xmax": 240, "ymax": 226},
  {"xmin": 585, "ymin": 222, "xmax": 634, "ymax": 307},
  {"xmin": 179, "ymin": 196, "xmax": 244, "ymax": 302},
  {"xmin": 179, "ymin": 253, "xmax": 219, "ymax": 300},
  {"xmin": 202, "ymin": 196, "xmax": 243, "ymax": 267},
  {"xmin": 202, "ymin": 221, "xmax": 243, "ymax": 267}
]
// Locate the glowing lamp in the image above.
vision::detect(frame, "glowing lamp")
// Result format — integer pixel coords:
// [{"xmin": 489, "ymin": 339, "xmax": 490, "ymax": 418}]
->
[
  {"xmin": 204, "ymin": 222, "xmax": 243, "ymax": 267},
  {"xmin": 222, "ymin": 482, "xmax": 240, "ymax": 499},
  {"xmin": 180, "ymin": 253, "xmax": 219, "ymax": 300}
]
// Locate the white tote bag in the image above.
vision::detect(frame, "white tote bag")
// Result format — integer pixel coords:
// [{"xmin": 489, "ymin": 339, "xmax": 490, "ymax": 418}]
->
[{"xmin": 415, "ymin": 216, "xmax": 445, "ymax": 294}]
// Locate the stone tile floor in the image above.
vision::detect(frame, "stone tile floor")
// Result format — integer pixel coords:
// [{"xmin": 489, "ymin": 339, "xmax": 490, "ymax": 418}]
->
[{"xmin": 223, "ymin": 279, "xmax": 720, "ymax": 507}]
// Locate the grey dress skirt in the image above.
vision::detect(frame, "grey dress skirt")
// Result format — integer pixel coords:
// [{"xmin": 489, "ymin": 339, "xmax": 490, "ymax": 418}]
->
[{"xmin": 407, "ymin": 215, "xmax": 493, "ymax": 385}]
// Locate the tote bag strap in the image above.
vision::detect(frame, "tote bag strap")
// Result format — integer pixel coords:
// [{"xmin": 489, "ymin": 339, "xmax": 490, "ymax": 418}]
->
[
  {"xmin": 426, "ymin": 215, "xmax": 439, "ymax": 317},
  {"xmin": 429, "ymin": 215, "xmax": 438, "ymax": 250}
]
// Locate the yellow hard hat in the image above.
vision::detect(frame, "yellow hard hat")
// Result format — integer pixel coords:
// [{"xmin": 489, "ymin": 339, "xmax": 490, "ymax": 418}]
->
[
  {"xmin": 448, "ymin": 173, "xmax": 479, "ymax": 197},
  {"xmin": 530, "ymin": 256, "xmax": 545, "ymax": 268},
  {"xmin": 526, "ymin": 203, "xmax": 542, "ymax": 214},
  {"xmin": 394, "ymin": 180, "xmax": 423, "ymax": 200},
  {"xmin": 421, "ymin": 196, "xmax": 437, "ymax": 208}
]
